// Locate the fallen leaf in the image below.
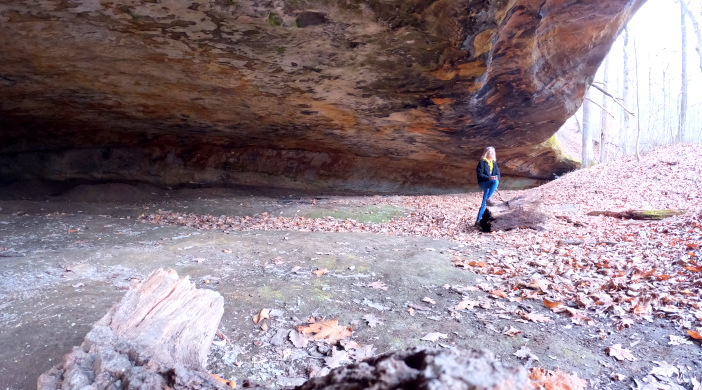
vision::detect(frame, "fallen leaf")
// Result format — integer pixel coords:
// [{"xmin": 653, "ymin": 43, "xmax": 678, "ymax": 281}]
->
[
  {"xmin": 528, "ymin": 278, "xmax": 550, "ymax": 292},
  {"xmin": 615, "ymin": 318, "xmax": 634, "ymax": 330},
  {"xmin": 253, "ymin": 308, "xmax": 269, "ymax": 324},
  {"xmin": 222, "ymin": 249, "xmax": 232, "ymax": 253},
  {"xmin": 513, "ymin": 346, "xmax": 539, "ymax": 360},
  {"xmin": 422, "ymin": 297, "xmax": 436, "ymax": 305},
  {"xmin": 312, "ymin": 268, "xmax": 328, "ymax": 277},
  {"xmin": 340, "ymin": 340, "xmax": 360, "ymax": 350},
  {"xmin": 296, "ymin": 319, "xmax": 352, "ymax": 344},
  {"xmin": 349, "ymin": 344, "xmax": 376, "ymax": 362},
  {"xmin": 407, "ymin": 308, "xmax": 415, "ymax": 316},
  {"xmin": 649, "ymin": 361, "xmax": 679, "ymax": 377},
  {"xmin": 455, "ymin": 300, "xmax": 479, "ymax": 310},
  {"xmin": 291, "ymin": 266, "xmax": 301, "ymax": 272},
  {"xmin": 529, "ymin": 368, "xmax": 587, "ymax": 390},
  {"xmin": 518, "ymin": 311, "xmax": 551, "ymax": 323},
  {"xmin": 289, "ymin": 330, "xmax": 309, "ymax": 348},
  {"xmin": 606, "ymin": 344, "xmax": 636, "ymax": 361},
  {"xmin": 490, "ymin": 289, "xmax": 507, "ymax": 299},
  {"xmin": 420, "ymin": 332, "xmax": 447, "ymax": 341},
  {"xmin": 502, "ymin": 326, "xmax": 521, "ymax": 337},
  {"xmin": 687, "ymin": 330, "xmax": 702, "ymax": 340},
  {"xmin": 367, "ymin": 281, "xmax": 388, "ymax": 291},
  {"xmin": 210, "ymin": 373, "xmax": 236, "ymax": 388},
  {"xmin": 543, "ymin": 299, "xmax": 562, "ymax": 309},
  {"xmin": 362, "ymin": 314, "xmax": 384, "ymax": 328},
  {"xmin": 324, "ymin": 348, "xmax": 351, "ymax": 369}
]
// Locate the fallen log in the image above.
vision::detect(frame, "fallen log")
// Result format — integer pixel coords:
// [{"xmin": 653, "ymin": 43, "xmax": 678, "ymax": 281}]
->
[
  {"xmin": 586, "ymin": 209, "xmax": 686, "ymax": 220},
  {"xmin": 38, "ymin": 268, "xmax": 227, "ymax": 390},
  {"xmin": 479, "ymin": 192, "xmax": 548, "ymax": 232}
]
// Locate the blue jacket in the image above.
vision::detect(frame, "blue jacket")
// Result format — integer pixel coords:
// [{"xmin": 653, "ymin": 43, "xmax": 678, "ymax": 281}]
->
[{"xmin": 476, "ymin": 159, "xmax": 500, "ymax": 183}]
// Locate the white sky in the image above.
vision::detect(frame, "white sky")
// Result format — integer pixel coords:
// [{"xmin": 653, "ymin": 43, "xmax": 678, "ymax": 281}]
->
[
  {"xmin": 586, "ymin": 0, "xmax": 702, "ymax": 143},
  {"xmin": 616, "ymin": 0, "xmax": 701, "ymax": 105}
]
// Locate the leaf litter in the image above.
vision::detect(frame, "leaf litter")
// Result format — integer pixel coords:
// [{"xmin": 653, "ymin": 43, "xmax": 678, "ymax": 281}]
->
[{"xmin": 136, "ymin": 145, "xmax": 702, "ymax": 388}]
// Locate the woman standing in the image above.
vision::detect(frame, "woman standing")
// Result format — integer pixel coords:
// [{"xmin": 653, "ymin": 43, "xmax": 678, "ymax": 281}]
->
[{"xmin": 475, "ymin": 146, "xmax": 500, "ymax": 225}]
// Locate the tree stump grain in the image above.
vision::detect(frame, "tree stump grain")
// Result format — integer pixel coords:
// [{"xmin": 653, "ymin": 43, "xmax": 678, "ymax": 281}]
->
[{"xmin": 37, "ymin": 268, "xmax": 226, "ymax": 390}]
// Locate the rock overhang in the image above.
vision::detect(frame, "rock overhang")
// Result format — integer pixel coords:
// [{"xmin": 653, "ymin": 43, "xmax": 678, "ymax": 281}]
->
[{"xmin": 0, "ymin": 0, "xmax": 646, "ymax": 193}]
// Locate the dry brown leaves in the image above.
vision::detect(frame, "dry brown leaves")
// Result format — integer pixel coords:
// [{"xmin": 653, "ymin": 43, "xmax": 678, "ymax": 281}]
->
[
  {"xmin": 296, "ymin": 319, "xmax": 352, "ymax": 344},
  {"xmin": 606, "ymin": 344, "xmax": 636, "ymax": 361},
  {"xmin": 252, "ymin": 308, "xmax": 269, "ymax": 324},
  {"xmin": 140, "ymin": 145, "xmax": 702, "ymax": 328},
  {"xmin": 312, "ymin": 268, "xmax": 328, "ymax": 277},
  {"xmin": 529, "ymin": 368, "xmax": 587, "ymax": 390},
  {"xmin": 210, "ymin": 374, "xmax": 236, "ymax": 388}
]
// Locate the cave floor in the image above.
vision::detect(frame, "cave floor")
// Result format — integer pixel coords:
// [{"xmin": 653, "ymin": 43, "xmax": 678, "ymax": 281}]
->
[{"xmin": 1, "ymin": 176, "xmax": 701, "ymax": 390}]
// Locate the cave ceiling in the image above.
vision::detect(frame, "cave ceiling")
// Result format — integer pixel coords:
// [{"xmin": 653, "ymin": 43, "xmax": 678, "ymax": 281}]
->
[{"xmin": 0, "ymin": 0, "xmax": 646, "ymax": 192}]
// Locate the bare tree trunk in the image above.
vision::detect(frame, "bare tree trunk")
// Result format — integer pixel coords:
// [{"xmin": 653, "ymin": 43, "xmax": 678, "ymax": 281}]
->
[
  {"xmin": 662, "ymin": 66, "xmax": 668, "ymax": 144},
  {"xmin": 669, "ymin": 77, "xmax": 674, "ymax": 143},
  {"xmin": 622, "ymin": 27, "xmax": 631, "ymax": 154},
  {"xmin": 681, "ymin": 1, "xmax": 702, "ymax": 75},
  {"xmin": 600, "ymin": 56, "xmax": 610, "ymax": 163},
  {"xmin": 680, "ymin": 1, "xmax": 688, "ymax": 143},
  {"xmin": 582, "ymin": 88, "xmax": 593, "ymax": 168},
  {"xmin": 634, "ymin": 38, "xmax": 641, "ymax": 161}
]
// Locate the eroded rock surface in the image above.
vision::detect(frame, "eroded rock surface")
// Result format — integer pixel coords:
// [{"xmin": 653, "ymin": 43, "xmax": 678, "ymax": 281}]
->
[{"xmin": 0, "ymin": 0, "xmax": 645, "ymax": 192}]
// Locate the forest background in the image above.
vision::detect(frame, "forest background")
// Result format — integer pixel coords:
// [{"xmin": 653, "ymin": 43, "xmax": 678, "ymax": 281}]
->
[{"xmin": 558, "ymin": 0, "xmax": 701, "ymax": 165}]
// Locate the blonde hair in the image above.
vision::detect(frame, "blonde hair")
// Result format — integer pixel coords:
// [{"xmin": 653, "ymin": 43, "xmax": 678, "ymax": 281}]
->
[{"xmin": 481, "ymin": 146, "xmax": 496, "ymax": 162}]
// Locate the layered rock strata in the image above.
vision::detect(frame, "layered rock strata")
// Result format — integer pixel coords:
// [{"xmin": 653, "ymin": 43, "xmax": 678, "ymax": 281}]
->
[{"xmin": 0, "ymin": 0, "xmax": 645, "ymax": 192}]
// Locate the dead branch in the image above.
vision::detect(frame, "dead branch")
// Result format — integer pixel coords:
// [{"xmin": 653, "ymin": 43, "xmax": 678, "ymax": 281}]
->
[
  {"xmin": 585, "ymin": 97, "xmax": 615, "ymax": 118},
  {"xmin": 590, "ymin": 83, "xmax": 635, "ymax": 116}
]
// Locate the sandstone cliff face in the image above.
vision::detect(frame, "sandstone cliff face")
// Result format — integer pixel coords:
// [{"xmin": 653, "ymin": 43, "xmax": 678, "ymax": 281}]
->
[{"xmin": 0, "ymin": 0, "xmax": 645, "ymax": 192}]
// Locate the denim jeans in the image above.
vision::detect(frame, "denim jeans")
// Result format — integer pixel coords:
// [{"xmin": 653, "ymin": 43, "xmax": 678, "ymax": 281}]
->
[{"xmin": 477, "ymin": 179, "xmax": 499, "ymax": 221}]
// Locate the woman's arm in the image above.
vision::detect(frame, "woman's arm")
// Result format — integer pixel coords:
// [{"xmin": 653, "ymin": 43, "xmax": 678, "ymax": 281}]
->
[
  {"xmin": 476, "ymin": 160, "xmax": 491, "ymax": 182},
  {"xmin": 494, "ymin": 162, "xmax": 501, "ymax": 180}
]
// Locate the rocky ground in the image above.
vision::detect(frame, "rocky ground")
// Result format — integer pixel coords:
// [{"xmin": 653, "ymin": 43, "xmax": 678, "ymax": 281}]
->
[{"xmin": 1, "ymin": 144, "xmax": 701, "ymax": 390}]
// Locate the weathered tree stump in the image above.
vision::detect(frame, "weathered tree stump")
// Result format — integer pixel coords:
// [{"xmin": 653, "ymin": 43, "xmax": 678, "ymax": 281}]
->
[
  {"xmin": 586, "ymin": 209, "xmax": 686, "ymax": 220},
  {"xmin": 37, "ymin": 268, "xmax": 226, "ymax": 390},
  {"xmin": 38, "ymin": 270, "xmax": 533, "ymax": 390},
  {"xmin": 479, "ymin": 193, "xmax": 548, "ymax": 232},
  {"xmin": 296, "ymin": 348, "xmax": 532, "ymax": 390}
]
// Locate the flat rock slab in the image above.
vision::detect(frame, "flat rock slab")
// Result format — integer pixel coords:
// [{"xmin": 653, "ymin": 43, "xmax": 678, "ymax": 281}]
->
[{"xmin": 0, "ymin": 186, "xmax": 699, "ymax": 390}]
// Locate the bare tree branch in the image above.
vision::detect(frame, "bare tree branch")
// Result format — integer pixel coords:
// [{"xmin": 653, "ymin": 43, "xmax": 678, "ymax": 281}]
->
[
  {"xmin": 585, "ymin": 97, "xmax": 615, "ymax": 118},
  {"xmin": 681, "ymin": 0, "xmax": 702, "ymax": 75},
  {"xmin": 590, "ymin": 83, "xmax": 635, "ymax": 116}
]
